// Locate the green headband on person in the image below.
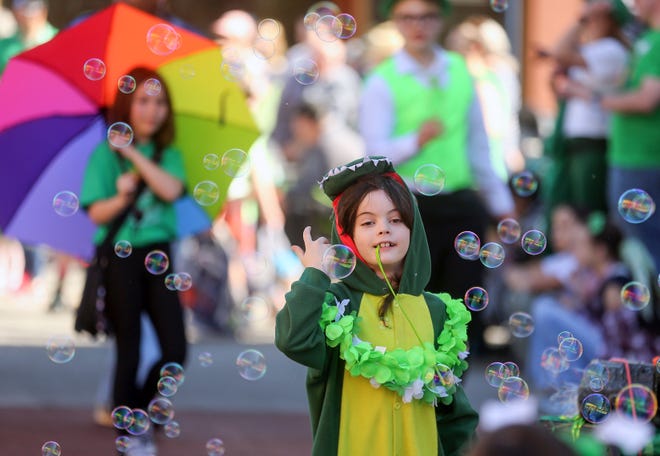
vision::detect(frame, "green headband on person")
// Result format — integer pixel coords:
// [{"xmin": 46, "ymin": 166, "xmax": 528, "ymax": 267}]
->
[{"xmin": 378, "ymin": 0, "xmax": 452, "ymax": 19}]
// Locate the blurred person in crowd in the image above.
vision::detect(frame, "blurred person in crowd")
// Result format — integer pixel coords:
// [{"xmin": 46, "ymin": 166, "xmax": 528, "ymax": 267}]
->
[
  {"xmin": 526, "ymin": 212, "xmax": 636, "ymax": 399},
  {"xmin": 0, "ymin": 0, "xmax": 16, "ymax": 39},
  {"xmin": 280, "ymin": 102, "xmax": 331, "ymax": 246},
  {"xmin": 272, "ymin": 21, "xmax": 364, "ymax": 170},
  {"xmin": 0, "ymin": 0, "xmax": 56, "ymax": 75},
  {"xmin": 80, "ymin": 68, "xmax": 187, "ymax": 454},
  {"xmin": 540, "ymin": 0, "xmax": 631, "ymax": 224},
  {"xmin": 601, "ymin": 0, "xmax": 660, "ymax": 273},
  {"xmin": 359, "ymin": 0, "xmax": 515, "ymax": 354},
  {"xmin": 348, "ymin": 19, "xmax": 403, "ymax": 77},
  {"xmin": 446, "ymin": 15, "xmax": 524, "ymax": 178},
  {"xmin": 0, "ymin": 233, "xmax": 25, "ymax": 294}
]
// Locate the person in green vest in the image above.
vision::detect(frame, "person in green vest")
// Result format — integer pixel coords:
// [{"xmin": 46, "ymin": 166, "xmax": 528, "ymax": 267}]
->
[
  {"xmin": 359, "ymin": 0, "xmax": 514, "ymax": 355},
  {"xmin": 276, "ymin": 156, "xmax": 478, "ymax": 456},
  {"xmin": 601, "ymin": 0, "xmax": 660, "ymax": 273},
  {"xmin": 0, "ymin": 0, "xmax": 56, "ymax": 76}
]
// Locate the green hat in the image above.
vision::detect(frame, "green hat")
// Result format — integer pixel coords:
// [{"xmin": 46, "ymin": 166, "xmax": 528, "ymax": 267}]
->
[
  {"xmin": 378, "ymin": 0, "xmax": 452, "ymax": 19},
  {"xmin": 319, "ymin": 156, "xmax": 398, "ymax": 201}
]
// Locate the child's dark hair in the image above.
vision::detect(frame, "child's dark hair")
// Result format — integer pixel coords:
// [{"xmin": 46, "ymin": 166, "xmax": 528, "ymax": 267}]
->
[
  {"xmin": 335, "ymin": 173, "xmax": 414, "ymax": 320},
  {"xmin": 106, "ymin": 66, "xmax": 175, "ymax": 153}
]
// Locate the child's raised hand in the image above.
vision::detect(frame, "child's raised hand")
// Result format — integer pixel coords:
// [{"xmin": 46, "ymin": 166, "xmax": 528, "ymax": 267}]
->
[{"xmin": 291, "ymin": 226, "xmax": 330, "ymax": 272}]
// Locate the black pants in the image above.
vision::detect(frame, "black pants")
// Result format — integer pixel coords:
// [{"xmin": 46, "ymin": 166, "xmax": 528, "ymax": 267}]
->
[
  {"xmin": 416, "ymin": 191, "xmax": 489, "ymax": 353},
  {"xmin": 104, "ymin": 242, "xmax": 187, "ymax": 410}
]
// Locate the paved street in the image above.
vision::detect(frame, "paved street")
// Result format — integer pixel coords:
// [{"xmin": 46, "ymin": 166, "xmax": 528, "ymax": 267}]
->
[{"xmin": 0, "ymin": 283, "xmax": 496, "ymax": 455}]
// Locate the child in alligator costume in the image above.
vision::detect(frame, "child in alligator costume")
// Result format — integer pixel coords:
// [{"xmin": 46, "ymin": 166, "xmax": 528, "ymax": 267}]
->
[{"xmin": 276, "ymin": 156, "xmax": 478, "ymax": 455}]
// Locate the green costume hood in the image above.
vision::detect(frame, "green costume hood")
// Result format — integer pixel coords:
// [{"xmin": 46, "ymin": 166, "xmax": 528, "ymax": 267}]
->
[{"xmin": 319, "ymin": 156, "xmax": 431, "ymax": 296}]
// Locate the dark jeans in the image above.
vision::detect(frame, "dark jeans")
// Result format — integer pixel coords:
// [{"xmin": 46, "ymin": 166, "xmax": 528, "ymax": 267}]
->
[
  {"xmin": 104, "ymin": 242, "xmax": 187, "ymax": 410},
  {"xmin": 416, "ymin": 191, "xmax": 489, "ymax": 353}
]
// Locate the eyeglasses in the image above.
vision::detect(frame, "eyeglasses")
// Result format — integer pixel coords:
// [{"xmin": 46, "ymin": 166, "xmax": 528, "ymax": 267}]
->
[{"xmin": 393, "ymin": 13, "xmax": 441, "ymax": 26}]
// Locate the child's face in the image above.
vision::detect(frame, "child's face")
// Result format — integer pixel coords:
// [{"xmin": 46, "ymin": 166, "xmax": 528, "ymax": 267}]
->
[
  {"xmin": 352, "ymin": 189, "xmax": 410, "ymax": 278},
  {"xmin": 130, "ymin": 81, "xmax": 169, "ymax": 143},
  {"xmin": 392, "ymin": 0, "xmax": 442, "ymax": 53}
]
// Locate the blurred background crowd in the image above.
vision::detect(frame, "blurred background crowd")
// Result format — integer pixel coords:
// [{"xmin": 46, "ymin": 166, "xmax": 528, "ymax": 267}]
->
[{"xmin": 1, "ymin": 0, "xmax": 659, "ymax": 453}]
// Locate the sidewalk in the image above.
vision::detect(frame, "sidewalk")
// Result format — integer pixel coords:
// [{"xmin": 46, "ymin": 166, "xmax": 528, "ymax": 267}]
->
[{"xmin": 0, "ymin": 408, "xmax": 312, "ymax": 456}]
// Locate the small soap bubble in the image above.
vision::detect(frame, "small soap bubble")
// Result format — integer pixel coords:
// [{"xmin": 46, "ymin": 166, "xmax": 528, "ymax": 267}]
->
[
  {"xmin": 585, "ymin": 360, "xmax": 610, "ymax": 393},
  {"xmin": 621, "ymin": 281, "xmax": 651, "ymax": 311},
  {"xmin": 236, "ymin": 349, "xmax": 267, "ymax": 381},
  {"xmin": 258, "ymin": 18, "xmax": 280, "ymax": 41},
  {"xmin": 164, "ymin": 273, "xmax": 179, "ymax": 291},
  {"xmin": 540, "ymin": 347, "xmax": 569, "ymax": 375},
  {"xmin": 193, "ymin": 181, "xmax": 220, "ymax": 206},
  {"xmin": 508, "ymin": 312, "xmax": 534, "ymax": 338},
  {"xmin": 479, "ymin": 242, "xmax": 505, "ymax": 268},
  {"xmin": 221, "ymin": 148, "xmax": 250, "ymax": 177},
  {"xmin": 253, "ymin": 38, "xmax": 276, "ymax": 60},
  {"xmin": 293, "ymin": 58, "xmax": 320, "ymax": 85},
  {"xmin": 428, "ymin": 363, "xmax": 455, "ymax": 394},
  {"xmin": 114, "ymin": 240, "xmax": 132, "ymax": 258},
  {"xmin": 484, "ymin": 362, "xmax": 507, "ymax": 388},
  {"xmin": 127, "ymin": 408, "xmax": 150, "ymax": 435},
  {"xmin": 146, "ymin": 23, "xmax": 181, "ymax": 56},
  {"xmin": 206, "ymin": 437, "xmax": 226, "ymax": 456},
  {"xmin": 558, "ymin": 337, "xmax": 583, "ymax": 362},
  {"xmin": 497, "ymin": 218, "xmax": 521, "ymax": 244},
  {"xmin": 115, "ymin": 435, "xmax": 131, "ymax": 453},
  {"xmin": 83, "ymin": 58, "xmax": 106, "ymax": 80},
  {"xmin": 614, "ymin": 384, "xmax": 658, "ymax": 423},
  {"xmin": 160, "ymin": 362, "xmax": 185, "ymax": 386},
  {"xmin": 454, "ymin": 231, "xmax": 481, "ymax": 260},
  {"xmin": 118, "ymin": 75, "xmax": 137, "ymax": 94},
  {"xmin": 164, "ymin": 420, "xmax": 180, "ymax": 438},
  {"xmin": 198, "ymin": 351, "xmax": 213, "ymax": 367},
  {"xmin": 53, "ymin": 190, "xmax": 79, "ymax": 217},
  {"xmin": 239, "ymin": 296, "xmax": 271, "ymax": 322},
  {"xmin": 315, "ymin": 14, "xmax": 343, "ymax": 42},
  {"xmin": 111, "ymin": 406, "xmax": 134, "ymax": 430},
  {"xmin": 46, "ymin": 335, "xmax": 75, "ymax": 364},
  {"xmin": 41, "ymin": 441, "xmax": 61, "ymax": 456},
  {"xmin": 557, "ymin": 330, "xmax": 573, "ymax": 345},
  {"xmin": 464, "ymin": 286, "xmax": 489, "ymax": 311},
  {"xmin": 510, "ymin": 170, "xmax": 538, "ymax": 197},
  {"xmin": 144, "ymin": 250, "xmax": 169, "ymax": 275},
  {"xmin": 497, "ymin": 376, "xmax": 530, "ymax": 403},
  {"xmin": 148, "ymin": 397, "xmax": 175, "ymax": 425},
  {"xmin": 303, "ymin": 12, "xmax": 321, "ymax": 30},
  {"xmin": 157, "ymin": 376, "xmax": 178, "ymax": 397},
  {"xmin": 107, "ymin": 122, "xmax": 134, "ymax": 148},
  {"xmin": 144, "ymin": 78, "xmax": 162, "ymax": 96},
  {"xmin": 503, "ymin": 362, "xmax": 520, "ymax": 378},
  {"xmin": 490, "ymin": 0, "xmax": 509, "ymax": 13},
  {"xmin": 581, "ymin": 393, "xmax": 611, "ymax": 424},
  {"xmin": 521, "ymin": 229, "xmax": 547, "ymax": 255},
  {"xmin": 322, "ymin": 244, "xmax": 357, "ymax": 279},
  {"xmin": 220, "ymin": 46, "xmax": 246, "ymax": 82},
  {"xmin": 413, "ymin": 164, "xmax": 445, "ymax": 196},
  {"xmin": 336, "ymin": 13, "xmax": 357, "ymax": 39},
  {"xmin": 617, "ymin": 188, "xmax": 655, "ymax": 224},
  {"xmin": 175, "ymin": 272, "xmax": 192, "ymax": 291},
  {"xmin": 203, "ymin": 153, "xmax": 220, "ymax": 170}
]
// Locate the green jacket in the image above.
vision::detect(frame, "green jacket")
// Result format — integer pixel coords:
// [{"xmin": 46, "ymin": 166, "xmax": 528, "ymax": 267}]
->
[{"xmin": 276, "ymin": 157, "xmax": 478, "ymax": 455}]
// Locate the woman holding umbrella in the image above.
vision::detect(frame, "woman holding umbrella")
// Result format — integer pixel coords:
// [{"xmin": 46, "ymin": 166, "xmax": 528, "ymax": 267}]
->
[{"xmin": 80, "ymin": 66, "xmax": 187, "ymax": 453}]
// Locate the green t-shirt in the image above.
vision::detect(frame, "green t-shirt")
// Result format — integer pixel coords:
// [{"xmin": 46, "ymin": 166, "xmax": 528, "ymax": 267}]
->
[
  {"xmin": 80, "ymin": 141, "xmax": 185, "ymax": 247},
  {"xmin": 609, "ymin": 29, "xmax": 660, "ymax": 168},
  {"xmin": 0, "ymin": 23, "xmax": 58, "ymax": 75}
]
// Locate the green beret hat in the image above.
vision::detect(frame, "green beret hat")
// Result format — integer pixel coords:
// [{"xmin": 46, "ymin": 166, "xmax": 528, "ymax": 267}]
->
[
  {"xmin": 319, "ymin": 156, "xmax": 398, "ymax": 201},
  {"xmin": 378, "ymin": 0, "xmax": 452, "ymax": 19}
]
